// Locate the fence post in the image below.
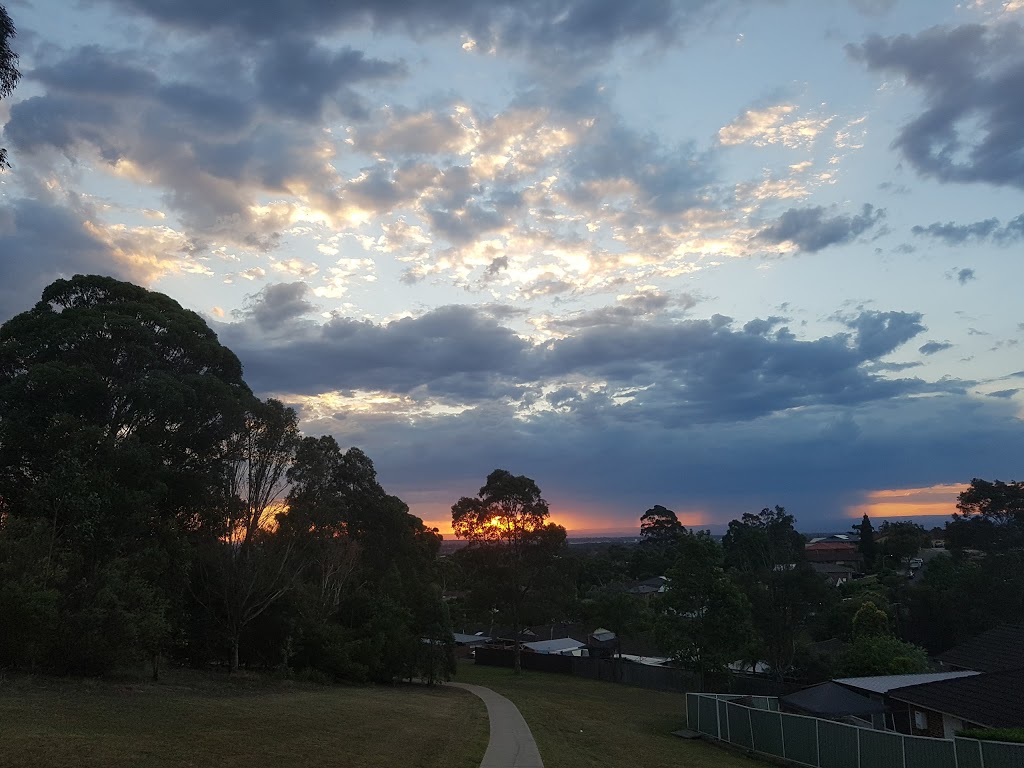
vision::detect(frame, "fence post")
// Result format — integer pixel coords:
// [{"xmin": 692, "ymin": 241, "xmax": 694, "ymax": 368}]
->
[
  {"xmin": 779, "ymin": 711, "xmax": 786, "ymax": 760},
  {"xmin": 716, "ymin": 695, "xmax": 721, "ymax": 740},
  {"xmin": 856, "ymin": 725, "xmax": 862, "ymax": 768},
  {"xmin": 901, "ymin": 734, "xmax": 907, "ymax": 768},
  {"xmin": 748, "ymin": 707, "xmax": 755, "ymax": 753},
  {"xmin": 696, "ymin": 694, "xmax": 701, "ymax": 734},
  {"xmin": 815, "ymin": 718, "xmax": 820, "ymax": 767}
]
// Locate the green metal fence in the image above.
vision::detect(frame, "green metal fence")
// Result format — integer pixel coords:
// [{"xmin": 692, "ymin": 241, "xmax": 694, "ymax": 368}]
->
[{"xmin": 686, "ymin": 693, "xmax": 1023, "ymax": 768}]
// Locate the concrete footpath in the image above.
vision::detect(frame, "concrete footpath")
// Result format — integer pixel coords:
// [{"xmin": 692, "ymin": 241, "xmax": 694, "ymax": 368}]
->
[{"xmin": 449, "ymin": 682, "xmax": 545, "ymax": 768}]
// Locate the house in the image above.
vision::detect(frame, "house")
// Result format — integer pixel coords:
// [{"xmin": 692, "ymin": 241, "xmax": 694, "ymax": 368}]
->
[
  {"xmin": 833, "ymin": 672, "xmax": 980, "ymax": 729},
  {"xmin": 936, "ymin": 623, "xmax": 1024, "ymax": 673},
  {"xmin": 780, "ymin": 681, "xmax": 887, "ymax": 722},
  {"xmin": 888, "ymin": 669, "xmax": 1024, "ymax": 738},
  {"xmin": 523, "ymin": 637, "xmax": 585, "ymax": 655},
  {"xmin": 804, "ymin": 541, "xmax": 863, "ymax": 568},
  {"xmin": 626, "ymin": 575, "xmax": 668, "ymax": 598},
  {"xmin": 809, "ymin": 562, "xmax": 855, "ymax": 586}
]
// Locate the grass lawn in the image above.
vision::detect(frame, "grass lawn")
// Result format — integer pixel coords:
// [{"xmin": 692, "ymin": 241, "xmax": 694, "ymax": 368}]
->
[
  {"xmin": 0, "ymin": 669, "xmax": 488, "ymax": 768},
  {"xmin": 454, "ymin": 660, "xmax": 763, "ymax": 768}
]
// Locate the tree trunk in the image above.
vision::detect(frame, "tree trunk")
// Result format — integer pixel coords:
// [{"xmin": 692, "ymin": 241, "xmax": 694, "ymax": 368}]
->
[
  {"xmin": 151, "ymin": 651, "xmax": 160, "ymax": 681},
  {"xmin": 230, "ymin": 635, "xmax": 240, "ymax": 672}
]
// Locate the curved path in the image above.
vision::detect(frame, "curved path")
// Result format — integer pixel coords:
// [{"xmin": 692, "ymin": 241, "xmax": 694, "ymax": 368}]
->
[{"xmin": 450, "ymin": 682, "xmax": 545, "ymax": 768}]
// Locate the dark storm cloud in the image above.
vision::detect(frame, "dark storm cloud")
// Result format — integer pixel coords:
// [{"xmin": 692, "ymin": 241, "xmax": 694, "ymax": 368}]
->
[
  {"xmin": 919, "ymin": 341, "xmax": 953, "ymax": 355},
  {"xmin": 301, "ymin": 380, "xmax": 1022, "ymax": 532},
  {"xmin": 105, "ymin": 0, "xmax": 696, "ymax": 62},
  {"xmin": 0, "ymin": 197, "xmax": 142, "ymax": 321},
  {"xmin": 223, "ymin": 302, "xmax": 936, "ymax": 427},
  {"xmin": 849, "ymin": 23, "xmax": 1024, "ymax": 189},
  {"xmin": 759, "ymin": 204, "xmax": 885, "ymax": 252},
  {"xmin": 220, "ymin": 304, "xmax": 530, "ymax": 399},
  {"xmin": 912, "ymin": 215, "xmax": 1024, "ymax": 245}
]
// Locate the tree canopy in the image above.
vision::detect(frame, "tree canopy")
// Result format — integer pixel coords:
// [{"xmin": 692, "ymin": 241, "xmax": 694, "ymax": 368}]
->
[{"xmin": 0, "ymin": 5, "xmax": 20, "ymax": 169}]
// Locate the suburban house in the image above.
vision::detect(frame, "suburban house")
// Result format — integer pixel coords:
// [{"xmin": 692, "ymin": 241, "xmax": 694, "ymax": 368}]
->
[
  {"xmin": 522, "ymin": 637, "xmax": 586, "ymax": 655},
  {"xmin": 626, "ymin": 575, "xmax": 668, "ymax": 599},
  {"xmin": 804, "ymin": 540, "xmax": 863, "ymax": 569},
  {"xmin": 833, "ymin": 672, "xmax": 980, "ymax": 730},
  {"xmin": 887, "ymin": 668, "xmax": 1024, "ymax": 738},
  {"xmin": 809, "ymin": 562, "xmax": 855, "ymax": 586}
]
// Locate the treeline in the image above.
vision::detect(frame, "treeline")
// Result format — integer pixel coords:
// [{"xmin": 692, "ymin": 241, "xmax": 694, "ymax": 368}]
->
[
  {"xmin": 445, "ymin": 492, "xmax": 1023, "ymax": 689},
  {"xmin": 0, "ymin": 276, "xmax": 454, "ymax": 682}
]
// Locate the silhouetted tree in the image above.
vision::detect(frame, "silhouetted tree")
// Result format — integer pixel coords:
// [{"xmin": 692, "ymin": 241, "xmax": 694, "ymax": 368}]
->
[
  {"xmin": 656, "ymin": 529, "xmax": 752, "ymax": 690},
  {"xmin": 954, "ymin": 478, "xmax": 1024, "ymax": 552},
  {"xmin": 0, "ymin": 275, "xmax": 249, "ymax": 673},
  {"xmin": 451, "ymin": 469, "xmax": 566, "ymax": 673},
  {"xmin": 0, "ymin": 5, "xmax": 20, "ymax": 169},
  {"xmin": 854, "ymin": 514, "xmax": 876, "ymax": 571}
]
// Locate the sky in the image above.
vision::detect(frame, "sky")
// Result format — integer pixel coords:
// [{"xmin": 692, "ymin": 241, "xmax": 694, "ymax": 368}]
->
[{"xmin": 1, "ymin": 0, "xmax": 1023, "ymax": 536}]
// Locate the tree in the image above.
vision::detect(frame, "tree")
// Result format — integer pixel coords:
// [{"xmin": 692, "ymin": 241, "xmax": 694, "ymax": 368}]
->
[
  {"xmin": 854, "ymin": 514, "xmax": 876, "ymax": 571},
  {"xmin": 640, "ymin": 505, "xmax": 684, "ymax": 545},
  {"xmin": 839, "ymin": 634, "xmax": 928, "ymax": 676},
  {"xmin": 878, "ymin": 521, "xmax": 926, "ymax": 566},
  {"xmin": 721, "ymin": 506, "xmax": 821, "ymax": 681},
  {"xmin": 656, "ymin": 529, "xmax": 752, "ymax": 690},
  {"xmin": 192, "ymin": 398, "xmax": 301, "ymax": 671},
  {"xmin": 722, "ymin": 506, "xmax": 804, "ymax": 573},
  {"xmin": 451, "ymin": 469, "xmax": 566, "ymax": 673},
  {"xmin": 0, "ymin": 5, "xmax": 21, "ymax": 169},
  {"xmin": 0, "ymin": 275, "xmax": 249, "ymax": 673},
  {"xmin": 281, "ymin": 436, "xmax": 445, "ymax": 683},
  {"xmin": 852, "ymin": 601, "xmax": 889, "ymax": 639},
  {"xmin": 954, "ymin": 479, "xmax": 1024, "ymax": 552}
]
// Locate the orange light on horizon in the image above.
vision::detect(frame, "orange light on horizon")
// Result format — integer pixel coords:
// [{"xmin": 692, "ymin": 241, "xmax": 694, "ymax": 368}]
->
[{"xmin": 846, "ymin": 483, "xmax": 968, "ymax": 521}]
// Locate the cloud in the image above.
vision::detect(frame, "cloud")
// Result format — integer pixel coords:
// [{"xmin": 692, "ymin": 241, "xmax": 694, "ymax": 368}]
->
[
  {"xmin": 957, "ymin": 268, "xmax": 976, "ymax": 285},
  {"xmin": 912, "ymin": 214, "xmax": 1024, "ymax": 245},
  {"xmin": 104, "ymin": 0, "xmax": 705, "ymax": 64},
  {"xmin": 718, "ymin": 103, "xmax": 835, "ymax": 149},
  {"xmin": 848, "ymin": 23, "xmax": 1024, "ymax": 189},
  {"xmin": 919, "ymin": 341, "xmax": 953, "ymax": 355},
  {"xmin": 236, "ymin": 281, "xmax": 318, "ymax": 333},
  {"xmin": 220, "ymin": 302, "xmax": 936, "ymax": 431},
  {"xmin": 759, "ymin": 204, "xmax": 885, "ymax": 252}
]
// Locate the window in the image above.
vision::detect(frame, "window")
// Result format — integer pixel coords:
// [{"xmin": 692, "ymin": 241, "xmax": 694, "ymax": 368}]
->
[{"xmin": 913, "ymin": 711, "xmax": 928, "ymax": 730}]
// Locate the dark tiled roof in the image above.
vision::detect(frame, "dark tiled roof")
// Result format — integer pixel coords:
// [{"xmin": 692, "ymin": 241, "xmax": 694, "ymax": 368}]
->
[
  {"xmin": 782, "ymin": 682, "xmax": 887, "ymax": 718},
  {"xmin": 888, "ymin": 669, "xmax": 1024, "ymax": 728},
  {"xmin": 938, "ymin": 623, "xmax": 1024, "ymax": 672}
]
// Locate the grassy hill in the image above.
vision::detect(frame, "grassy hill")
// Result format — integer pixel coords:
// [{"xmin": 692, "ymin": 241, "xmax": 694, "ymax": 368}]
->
[
  {"xmin": 456, "ymin": 661, "xmax": 761, "ymax": 768},
  {"xmin": 0, "ymin": 670, "xmax": 487, "ymax": 768}
]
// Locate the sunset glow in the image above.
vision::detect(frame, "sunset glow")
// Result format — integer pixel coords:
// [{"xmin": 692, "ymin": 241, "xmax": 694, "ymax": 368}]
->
[{"xmin": 846, "ymin": 483, "xmax": 968, "ymax": 521}]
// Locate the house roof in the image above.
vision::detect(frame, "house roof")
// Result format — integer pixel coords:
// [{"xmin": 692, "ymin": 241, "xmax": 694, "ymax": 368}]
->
[
  {"xmin": 523, "ymin": 637, "xmax": 585, "ymax": 654},
  {"xmin": 781, "ymin": 682, "xmax": 888, "ymax": 717},
  {"xmin": 888, "ymin": 669, "xmax": 1024, "ymax": 728},
  {"xmin": 834, "ymin": 671, "xmax": 980, "ymax": 695},
  {"xmin": 452, "ymin": 633, "xmax": 491, "ymax": 645},
  {"xmin": 937, "ymin": 623, "xmax": 1024, "ymax": 673},
  {"xmin": 806, "ymin": 541, "xmax": 859, "ymax": 551}
]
